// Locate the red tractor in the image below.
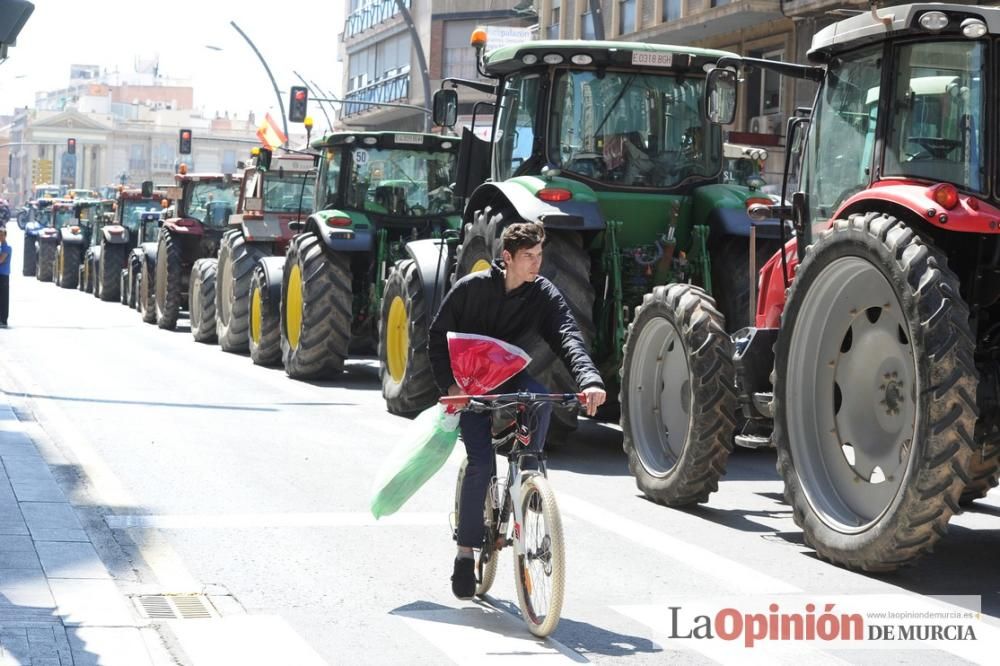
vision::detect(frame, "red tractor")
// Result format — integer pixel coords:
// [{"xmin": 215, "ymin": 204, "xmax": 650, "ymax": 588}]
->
[
  {"xmin": 196, "ymin": 149, "xmax": 315, "ymax": 351},
  {"xmin": 632, "ymin": 2, "xmax": 998, "ymax": 571},
  {"xmin": 149, "ymin": 168, "xmax": 240, "ymax": 330}
]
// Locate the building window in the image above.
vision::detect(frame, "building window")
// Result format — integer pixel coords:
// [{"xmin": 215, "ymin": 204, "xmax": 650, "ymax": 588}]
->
[
  {"xmin": 347, "ymin": 31, "xmax": 412, "ymax": 93},
  {"xmin": 581, "ymin": 11, "xmax": 596, "ymax": 40},
  {"xmin": 152, "ymin": 142, "xmax": 174, "ymax": 170},
  {"xmin": 760, "ymin": 49, "xmax": 783, "ymax": 116},
  {"xmin": 548, "ymin": 0, "xmax": 561, "ymax": 39},
  {"xmin": 711, "ymin": 0, "xmax": 730, "ymax": 7},
  {"xmin": 663, "ymin": 0, "xmax": 681, "ymax": 22},
  {"xmin": 619, "ymin": 0, "xmax": 636, "ymax": 35},
  {"xmin": 128, "ymin": 144, "xmax": 147, "ymax": 173},
  {"xmin": 222, "ymin": 150, "xmax": 237, "ymax": 174},
  {"xmin": 443, "ymin": 20, "xmax": 483, "ymax": 80}
]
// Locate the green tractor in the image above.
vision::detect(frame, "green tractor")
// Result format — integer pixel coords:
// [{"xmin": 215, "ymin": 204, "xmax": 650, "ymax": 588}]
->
[
  {"xmin": 54, "ymin": 198, "xmax": 111, "ymax": 289},
  {"xmin": 205, "ymin": 149, "xmax": 316, "ymax": 351},
  {"xmin": 388, "ymin": 38, "xmax": 781, "ymax": 445},
  {"xmin": 277, "ymin": 132, "xmax": 461, "ymax": 380}
]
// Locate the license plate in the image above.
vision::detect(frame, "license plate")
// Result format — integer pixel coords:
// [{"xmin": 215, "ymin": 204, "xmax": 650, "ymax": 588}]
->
[
  {"xmin": 394, "ymin": 133, "xmax": 424, "ymax": 146},
  {"xmin": 631, "ymin": 51, "xmax": 674, "ymax": 68}
]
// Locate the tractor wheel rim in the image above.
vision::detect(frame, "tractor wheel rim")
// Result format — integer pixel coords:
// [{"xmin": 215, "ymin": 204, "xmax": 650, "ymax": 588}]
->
[
  {"xmin": 250, "ymin": 287, "xmax": 263, "ymax": 346},
  {"xmin": 786, "ymin": 256, "xmax": 917, "ymax": 532},
  {"xmin": 286, "ymin": 264, "xmax": 304, "ymax": 351},
  {"xmin": 386, "ymin": 296, "xmax": 409, "ymax": 383},
  {"xmin": 629, "ymin": 317, "xmax": 691, "ymax": 476},
  {"xmin": 471, "ymin": 259, "xmax": 492, "ymax": 273}
]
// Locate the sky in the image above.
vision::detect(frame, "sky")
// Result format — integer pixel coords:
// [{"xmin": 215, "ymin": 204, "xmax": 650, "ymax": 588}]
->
[{"xmin": 0, "ymin": 0, "xmax": 344, "ymax": 132}]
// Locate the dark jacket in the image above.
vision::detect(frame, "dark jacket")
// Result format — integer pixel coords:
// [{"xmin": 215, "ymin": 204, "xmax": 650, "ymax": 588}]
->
[{"xmin": 428, "ymin": 262, "xmax": 604, "ymax": 394}]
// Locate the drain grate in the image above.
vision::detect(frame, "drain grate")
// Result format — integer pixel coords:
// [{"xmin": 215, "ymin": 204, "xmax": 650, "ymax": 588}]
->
[{"xmin": 133, "ymin": 594, "xmax": 217, "ymax": 620}]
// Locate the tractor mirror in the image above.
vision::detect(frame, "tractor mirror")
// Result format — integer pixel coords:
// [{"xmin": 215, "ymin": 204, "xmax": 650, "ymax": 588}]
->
[
  {"xmin": 432, "ymin": 89, "xmax": 458, "ymax": 128},
  {"xmin": 705, "ymin": 68, "xmax": 738, "ymax": 126}
]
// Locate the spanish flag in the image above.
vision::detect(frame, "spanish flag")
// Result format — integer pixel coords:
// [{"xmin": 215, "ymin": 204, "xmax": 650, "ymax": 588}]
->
[{"xmin": 256, "ymin": 113, "xmax": 288, "ymax": 149}]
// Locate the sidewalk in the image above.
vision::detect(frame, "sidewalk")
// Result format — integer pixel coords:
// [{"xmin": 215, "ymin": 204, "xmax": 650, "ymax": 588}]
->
[{"xmin": 0, "ymin": 392, "xmax": 165, "ymax": 665}]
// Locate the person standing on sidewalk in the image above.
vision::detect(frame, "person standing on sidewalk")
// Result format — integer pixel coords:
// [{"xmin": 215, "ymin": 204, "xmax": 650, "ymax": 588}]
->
[{"xmin": 0, "ymin": 227, "xmax": 11, "ymax": 327}]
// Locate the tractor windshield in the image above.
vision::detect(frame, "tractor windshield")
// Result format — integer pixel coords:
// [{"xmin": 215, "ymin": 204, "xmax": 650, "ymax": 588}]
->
[
  {"xmin": 184, "ymin": 181, "xmax": 239, "ymax": 228},
  {"xmin": 121, "ymin": 200, "xmax": 163, "ymax": 231},
  {"xmin": 263, "ymin": 173, "xmax": 315, "ymax": 214},
  {"xmin": 883, "ymin": 40, "xmax": 985, "ymax": 193},
  {"xmin": 53, "ymin": 208, "xmax": 75, "ymax": 229},
  {"xmin": 540, "ymin": 69, "xmax": 721, "ymax": 188},
  {"xmin": 345, "ymin": 147, "xmax": 458, "ymax": 217},
  {"xmin": 36, "ymin": 209, "xmax": 53, "ymax": 226}
]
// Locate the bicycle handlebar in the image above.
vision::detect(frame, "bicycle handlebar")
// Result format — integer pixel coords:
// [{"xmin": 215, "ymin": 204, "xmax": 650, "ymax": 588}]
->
[{"xmin": 439, "ymin": 392, "xmax": 585, "ymax": 411}]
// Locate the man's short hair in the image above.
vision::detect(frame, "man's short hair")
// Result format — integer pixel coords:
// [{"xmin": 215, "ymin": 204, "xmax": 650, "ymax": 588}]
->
[{"xmin": 501, "ymin": 222, "xmax": 545, "ymax": 257}]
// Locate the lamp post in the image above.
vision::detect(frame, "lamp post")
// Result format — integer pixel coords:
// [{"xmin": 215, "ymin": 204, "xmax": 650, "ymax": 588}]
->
[
  {"xmin": 229, "ymin": 20, "xmax": 288, "ymax": 146},
  {"xmin": 392, "ymin": 0, "xmax": 432, "ymax": 131}
]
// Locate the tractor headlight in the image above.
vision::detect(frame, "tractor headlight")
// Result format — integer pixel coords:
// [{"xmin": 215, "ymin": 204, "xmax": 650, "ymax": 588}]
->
[
  {"xmin": 521, "ymin": 54, "xmax": 538, "ymax": 65},
  {"xmin": 543, "ymin": 53, "xmax": 564, "ymax": 65},
  {"xmin": 961, "ymin": 18, "xmax": 988, "ymax": 38},
  {"xmin": 918, "ymin": 11, "xmax": 949, "ymax": 32}
]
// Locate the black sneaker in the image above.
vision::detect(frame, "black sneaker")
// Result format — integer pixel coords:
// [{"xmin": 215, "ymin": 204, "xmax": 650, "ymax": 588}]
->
[{"xmin": 451, "ymin": 557, "xmax": 476, "ymax": 600}]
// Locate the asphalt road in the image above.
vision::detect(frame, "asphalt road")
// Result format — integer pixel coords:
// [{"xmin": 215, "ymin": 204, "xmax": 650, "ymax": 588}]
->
[{"xmin": 1, "ymin": 224, "xmax": 998, "ymax": 665}]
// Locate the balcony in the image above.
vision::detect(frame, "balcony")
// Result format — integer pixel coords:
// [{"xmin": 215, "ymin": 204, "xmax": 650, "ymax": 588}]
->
[
  {"xmin": 630, "ymin": 0, "xmax": 785, "ymax": 45},
  {"xmin": 343, "ymin": 70, "xmax": 410, "ymax": 118},
  {"xmin": 345, "ymin": 0, "xmax": 410, "ymax": 40},
  {"xmin": 781, "ymin": 0, "xmax": 866, "ymax": 18}
]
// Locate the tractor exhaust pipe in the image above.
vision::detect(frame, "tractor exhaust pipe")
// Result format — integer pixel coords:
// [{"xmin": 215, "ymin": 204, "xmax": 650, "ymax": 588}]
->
[{"xmin": 748, "ymin": 223, "xmax": 757, "ymax": 327}]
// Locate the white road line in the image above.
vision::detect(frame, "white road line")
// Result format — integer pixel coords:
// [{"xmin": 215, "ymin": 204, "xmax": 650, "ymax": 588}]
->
[
  {"xmin": 397, "ymin": 605, "xmax": 585, "ymax": 664},
  {"xmin": 558, "ymin": 492, "xmax": 800, "ymax": 594},
  {"xmin": 105, "ymin": 511, "xmax": 448, "ymax": 529}
]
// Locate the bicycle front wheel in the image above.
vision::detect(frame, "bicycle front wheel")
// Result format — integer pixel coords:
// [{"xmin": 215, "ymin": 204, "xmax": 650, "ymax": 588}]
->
[
  {"xmin": 454, "ymin": 459, "xmax": 498, "ymax": 597},
  {"xmin": 514, "ymin": 473, "xmax": 565, "ymax": 637}
]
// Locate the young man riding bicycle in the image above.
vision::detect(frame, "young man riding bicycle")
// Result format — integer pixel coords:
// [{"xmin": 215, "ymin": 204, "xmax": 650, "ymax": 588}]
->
[{"xmin": 428, "ymin": 221, "xmax": 606, "ymax": 600}]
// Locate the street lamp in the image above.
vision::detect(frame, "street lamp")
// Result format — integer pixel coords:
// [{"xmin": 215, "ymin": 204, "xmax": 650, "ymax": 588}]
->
[{"xmin": 228, "ymin": 21, "xmax": 288, "ymax": 146}]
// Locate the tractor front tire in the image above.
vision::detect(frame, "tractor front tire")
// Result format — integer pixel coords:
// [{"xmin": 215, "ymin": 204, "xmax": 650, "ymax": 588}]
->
[
  {"xmin": 190, "ymin": 258, "xmax": 218, "ymax": 343},
  {"xmin": 140, "ymin": 255, "xmax": 157, "ymax": 324},
  {"xmin": 249, "ymin": 261, "xmax": 282, "ymax": 366},
  {"xmin": 281, "ymin": 234, "xmax": 352, "ymax": 379},
  {"xmin": 379, "ymin": 259, "xmax": 437, "ymax": 415},
  {"xmin": 217, "ymin": 229, "xmax": 267, "ymax": 353},
  {"xmin": 155, "ymin": 231, "xmax": 184, "ymax": 330},
  {"xmin": 621, "ymin": 284, "xmax": 736, "ymax": 506},
  {"xmin": 99, "ymin": 244, "xmax": 125, "ymax": 301},
  {"xmin": 773, "ymin": 213, "xmax": 977, "ymax": 571},
  {"xmin": 36, "ymin": 242, "xmax": 55, "ymax": 282},
  {"xmin": 57, "ymin": 244, "xmax": 81, "ymax": 289},
  {"xmin": 22, "ymin": 239, "xmax": 37, "ymax": 277},
  {"xmin": 710, "ymin": 235, "xmax": 782, "ymax": 332}
]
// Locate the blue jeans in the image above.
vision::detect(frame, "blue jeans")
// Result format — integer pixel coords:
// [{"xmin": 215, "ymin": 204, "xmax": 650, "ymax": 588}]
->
[{"xmin": 456, "ymin": 374, "xmax": 551, "ymax": 548}]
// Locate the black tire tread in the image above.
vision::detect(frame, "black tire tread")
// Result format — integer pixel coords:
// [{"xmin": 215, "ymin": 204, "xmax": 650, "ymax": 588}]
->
[
  {"xmin": 249, "ymin": 262, "xmax": 282, "ymax": 366},
  {"xmin": 99, "ymin": 244, "xmax": 125, "ymax": 301},
  {"xmin": 379, "ymin": 259, "xmax": 438, "ymax": 415},
  {"xmin": 155, "ymin": 230, "xmax": 184, "ymax": 330},
  {"xmin": 190, "ymin": 258, "xmax": 218, "ymax": 343},
  {"xmin": 217, "ymin": 229, "xmax": 267, "ymax": 353},
  {"xmin": 36, "ymin": 241, "xmax": 56, "ymax": 282}
]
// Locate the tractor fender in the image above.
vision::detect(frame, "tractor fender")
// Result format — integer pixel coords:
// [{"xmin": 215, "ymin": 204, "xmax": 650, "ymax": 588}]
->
[
  {"xmin": 102, "ymin": 224, "xmax": 130, "ymax": 245},
  {"xmin": 255, "ymin": 256, "xmax": 286, "ymax": 313},
  {"xmin": 60, "ymin": 228, "xmax": 85, "ymax": 245},
  {"xmin": 834, "ymin": 181, "xmax": 1000, "ymax": 235},
  {"xmin": 755, "ymin": 238, "xmax": 798, "ymax": 329},
  {"xmin": 307, "ymin": 213, "xmax": 374, "ymax": 253},
  {"xmin": 127, "ymin": 247, "xmax": 144, "ymax": 271},
  {"xmin": 163, "ymin": 218, "xmax": 205, "ymax": 237},
  {"xmin": 464, "ymin": 181, "xmax": 605, "ymax": 231},
  {"xmin": 404, "ymin": 238, "xmax": 451, "ymax": 317},
  {"xmin": 692, "ymin": 184, "xmax": 782, "ymax": 240}
]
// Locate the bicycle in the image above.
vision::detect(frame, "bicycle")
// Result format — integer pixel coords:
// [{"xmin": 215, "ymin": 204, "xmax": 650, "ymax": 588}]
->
[{"xmin": 442, "ymin": 391, "xmax": 584, "ymax": 638}]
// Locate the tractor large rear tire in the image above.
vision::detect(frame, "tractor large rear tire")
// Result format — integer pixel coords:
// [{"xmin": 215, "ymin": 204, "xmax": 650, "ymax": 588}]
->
[
  {"xmin": 36, "ymin": 241, "xmax": 55, "ymax": 282},
  {"xmin": 190, "ymin": 258, "xmax": 218, "ymax": 343},
  {"xmin": 773, "ymin": 213, "xmax": 977, "ymax": 571},
  {"xmin": 99, "ymin": 244, "xmax": 125, "ymax": 302},
  {"xmin": 710, "ymin": 236, "xmax": 782, "ymax": 332},
  {"xmin": 155, "ymin": 230, "xmax": 184, "ymax": 330},
  {"xmin": 22, "ymin": 238, "xmax": 37, "ymax": 276},
  {"xmin": 281, "ymin": 234, "xmax": 352, "ymax": 379},
  {"xmin": 57, "ymin": 244, "xmax": 81, "ymax": 289},
  {"xmin": 380, "ymin": 259, "xmax": 437, "ymax": 415},
  {"xmin": 959, "ymin": 418, "xmax": 1000, "ymax": 504},
  {"xmin": 217, "ymin": 229, "xmax": 267, "ymax": 353},
  {"xmin": 249, "ymin": 261, "xmax": 281, "ymax": 366},
  {"xmin": 621, "ymin": 284, "xmax": 737, "ymax": 506},
  {"xmin": 140, "ymin": 255, "xmax": 157, "ymax": 324}
]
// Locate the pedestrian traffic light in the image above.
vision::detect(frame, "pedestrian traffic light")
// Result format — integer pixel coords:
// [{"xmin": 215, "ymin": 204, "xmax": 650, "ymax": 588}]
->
[
  {"xmin": 178, "ymin": 128, "xmax": 192, "ymax": 155},
  {"xmin": 289, "ymin": 86, "xmax": 309, "ymax": 123},
  {"xmin": 67, "ymin": 138, "xmax": 76, "ymax": 155}
]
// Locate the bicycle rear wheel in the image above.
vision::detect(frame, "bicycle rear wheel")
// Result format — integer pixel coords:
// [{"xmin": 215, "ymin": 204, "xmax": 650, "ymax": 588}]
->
[
  {"xmin": 514, "ymin": 473, "xmax": 565, "ymax": 637},
  {"xmin": 454, "ymin": 459, "xmax": 499, "ymax": 596}
]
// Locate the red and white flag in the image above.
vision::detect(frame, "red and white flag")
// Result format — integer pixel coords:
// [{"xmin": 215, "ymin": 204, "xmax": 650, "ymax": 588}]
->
[{"xmin": 256, "ymin": 113, "xmax": 288, "ymax": 149}]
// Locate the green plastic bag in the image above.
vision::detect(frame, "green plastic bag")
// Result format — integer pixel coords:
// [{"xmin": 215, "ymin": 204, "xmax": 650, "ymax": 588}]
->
[{"xmin": 370, "ymin": 405, "xmax": 460, "ymax": 519}]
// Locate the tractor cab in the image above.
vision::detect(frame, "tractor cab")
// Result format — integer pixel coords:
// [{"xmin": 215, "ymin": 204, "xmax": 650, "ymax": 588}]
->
[
  {"xmin": 315, "ymin": 132, "xmax": 460, "ymax": 221},
  {"xmin": 113, "ymin": 187, "xmax": 166, "ymax": 239},
  {"xmin": 164, "ymin": 172, "xmax": 240, "ymax": 233},
  {"xmin": 234, "ymin": 149, "xmax": 316, "ymax": 243},
  {"xmin": 52, "ymin": 201, "xmax": 76, "ymax": 230}
]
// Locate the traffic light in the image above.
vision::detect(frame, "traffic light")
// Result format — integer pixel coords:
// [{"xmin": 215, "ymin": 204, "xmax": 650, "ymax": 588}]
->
[
  {"xmin": 178, "ymin": 128, "xmax": 192, "ymax": 155},
  {"xmin": 289, "ymin": 86, "xmax": 308, "ymax": 123},
  {"xmin": 67, "ymin": 138, "xmax": 76, "ymax": 155}
]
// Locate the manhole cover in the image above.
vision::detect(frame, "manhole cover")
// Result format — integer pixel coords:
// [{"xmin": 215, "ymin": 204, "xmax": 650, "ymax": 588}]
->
[{"xmin": 132, "ymin": 594, "xmax": 217, "ymax": 620}]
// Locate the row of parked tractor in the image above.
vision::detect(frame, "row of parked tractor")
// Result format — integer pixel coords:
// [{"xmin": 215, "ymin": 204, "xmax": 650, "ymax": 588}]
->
[{"xmin": 20, "ymin": 3, "xmax": 1000, "ymax": 575}]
